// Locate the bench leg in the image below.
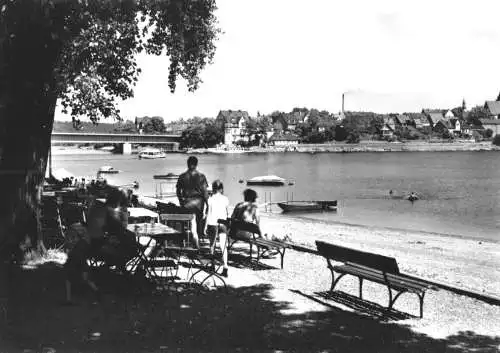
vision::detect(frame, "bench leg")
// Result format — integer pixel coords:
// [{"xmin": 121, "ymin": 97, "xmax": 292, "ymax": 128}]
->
[
  {"xmin": 359, "ymin": 278, "xmax": 364, "ymax": 300},
  {"xmin": 388, "ymin": 288, "xmax": 405, "ymax": 311},
  {"xmin": 331, "ymin": 273, "xmax": 347, "ymax": 292},
  {"xmin": 280, "ymin": 248, "xmax": 286, "ymax": 269},
  {"xmin": 418, "ymin": 292, "xmax": 425, "ymax": 318}
]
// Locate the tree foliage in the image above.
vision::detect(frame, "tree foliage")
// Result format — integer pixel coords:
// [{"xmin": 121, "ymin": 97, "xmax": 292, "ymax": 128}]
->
[
  {"xmin": 143, "ymin": 116, "xmax": 165, "ymax": 134},
  {"xmin": 484, "ymin": 128, "xmax": 494, "ymax": 139},
  {"xmin": 467, "ymin": 105, "xmax": 488, "ymax": 125},
  {"xmin": 0, "ymin": 0, "xmax": 220, "ymax": 257},
  {"xmin": 179, "ymin": 118, "xmax": 223, "ymax": 148},
  {"xmin": 3, "ymin": 0, "xmax": 220, "ymax": 123},
  {"xmin": 114, "ymin": 120, "xmax": 137, "ymax": 133}
]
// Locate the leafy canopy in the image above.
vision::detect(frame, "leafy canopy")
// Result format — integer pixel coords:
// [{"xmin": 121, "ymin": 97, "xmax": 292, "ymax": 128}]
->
[{"xmin": 1, "ymin": 0, "xmax": 221, "ymax": 123}]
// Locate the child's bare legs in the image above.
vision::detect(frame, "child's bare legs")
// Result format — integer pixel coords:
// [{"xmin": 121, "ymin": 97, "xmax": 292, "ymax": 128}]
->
[
  {"xmin": 218, "ymin": 232, "xmax": 228, "ymax": 270},
  {"xmin": 190, "ymin": 216, "xmax": 199, "ymax": 248}
]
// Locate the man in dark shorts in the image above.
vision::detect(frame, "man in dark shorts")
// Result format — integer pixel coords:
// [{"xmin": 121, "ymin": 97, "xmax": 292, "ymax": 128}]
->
[{"xmin": 176, "ymin": 156, "xmax": 209, "ymax": 248}]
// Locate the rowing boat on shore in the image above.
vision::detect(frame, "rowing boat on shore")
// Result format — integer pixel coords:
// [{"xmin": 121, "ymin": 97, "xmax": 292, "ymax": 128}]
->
[
  {"xmin": 277, "ymin": 200, "xmax": 338, "ymax": 212},
  {"xmin": 247, "ymin": 175, "xmax": 286, "ymax": 186},
  {"xmin": 153, "ymin": 172, "xmax": 179, "ymax": 180}
]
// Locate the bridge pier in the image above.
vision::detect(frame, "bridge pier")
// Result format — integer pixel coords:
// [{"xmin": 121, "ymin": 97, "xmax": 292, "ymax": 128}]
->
[{"xmin": 121, "ymin": 143, "xmax": 132, "ymax": 155}]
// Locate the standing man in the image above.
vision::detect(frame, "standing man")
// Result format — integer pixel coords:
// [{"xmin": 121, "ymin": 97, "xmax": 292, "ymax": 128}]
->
[{"xmin": 176, "ymin": 156, "xmax": 209, "ymax": 247}]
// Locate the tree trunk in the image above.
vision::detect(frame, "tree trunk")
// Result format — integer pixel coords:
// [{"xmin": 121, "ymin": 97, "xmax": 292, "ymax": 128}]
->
[{"xmin": 0, "ymin": 10, "xmax": 61, "ymax": 262}]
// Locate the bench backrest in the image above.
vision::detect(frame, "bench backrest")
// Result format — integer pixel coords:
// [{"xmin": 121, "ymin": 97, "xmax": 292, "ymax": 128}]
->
[{"xmin": 315, "ymin": 240, "xmax": 400, "ymax": 274}]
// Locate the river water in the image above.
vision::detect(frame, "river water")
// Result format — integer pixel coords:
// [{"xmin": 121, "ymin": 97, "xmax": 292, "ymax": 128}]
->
[{"xmin": 52, "ymin": 151, "xmax": 500, "ymax": 243}]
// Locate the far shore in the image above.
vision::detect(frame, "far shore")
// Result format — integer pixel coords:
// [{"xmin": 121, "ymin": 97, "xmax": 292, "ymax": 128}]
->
[
  {"xmin": 51, "ymin": 141, "xmax": 500, "ymax": 156},
  {"xmin": 190, "ymin": 141, "xmax": 500, "ymax": 154}
]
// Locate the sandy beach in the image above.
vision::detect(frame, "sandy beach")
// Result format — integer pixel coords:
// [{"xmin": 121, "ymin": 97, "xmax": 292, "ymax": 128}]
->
[
  {"xmin": 2, "ymin": 211, "xmax": 499, "ymax": 352},
  {"xmin": 239, "ymin": 213, "xmax": 500, "ymax": 339}
]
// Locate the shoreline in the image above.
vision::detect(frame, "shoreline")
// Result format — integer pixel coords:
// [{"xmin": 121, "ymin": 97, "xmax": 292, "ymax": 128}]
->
[
  {"xmin": 133, "ymin": 194, "xmax": 500, "ymax": 296},
  {"xmin": 287, "ymin": 213, "xmax": 500, "ymax": 245},
  {"xmin": 259, "ymin": 213, "xmax": 500, "ymax": 297},
  {"xmin": 190, "ymin": 141, "xmax": 500, "ymax": 154},
  {"xmin": 51, "ymin": 141, "xmax": 500, "ymax": 155}
]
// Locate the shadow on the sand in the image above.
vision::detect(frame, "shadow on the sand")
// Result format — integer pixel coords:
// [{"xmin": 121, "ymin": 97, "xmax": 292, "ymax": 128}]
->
[
  {"xmin": 228, "ymin": 251, "xmax": 277, "ymax": 271},
  {"xmin": 291, "ymin": 290, "xmax": 412, "ymax": 321},
  {"xmin": 1, "ymin": 262, "xmax": 499, "ymax": 353}
]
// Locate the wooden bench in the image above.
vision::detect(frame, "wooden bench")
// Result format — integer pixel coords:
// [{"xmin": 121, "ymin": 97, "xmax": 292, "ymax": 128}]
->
[
  {"xmin": 226, "ymin": 220, "xmax": 290, "ymax": 269},
  {"xmin": 315, "ymin": 240, "xmax": 437, "ymax": 318}
]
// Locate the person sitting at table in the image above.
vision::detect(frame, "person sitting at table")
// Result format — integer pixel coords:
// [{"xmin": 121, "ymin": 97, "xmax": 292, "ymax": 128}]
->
[
  {"xmin": 230, "ymin": 188, "xmax": 262, "ymax": 241},
  {"xmin": 204, "ymin": 180, "xmax": 230, "ymax": 277},
  {"xmin": 98, "ymin": 189, "xmax": 138, "ymax": 272}
]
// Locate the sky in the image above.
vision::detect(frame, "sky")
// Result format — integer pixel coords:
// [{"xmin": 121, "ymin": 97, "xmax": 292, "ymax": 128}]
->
[{"xmin": 55, "ymin": 0, "xmax": 500, "ymax": 122}]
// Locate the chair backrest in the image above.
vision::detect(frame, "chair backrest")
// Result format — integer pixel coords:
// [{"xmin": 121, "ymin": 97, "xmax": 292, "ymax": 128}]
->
[
  {"xmin": 315, "ymin": 240, "xmax": 400, "ymax": 274},
  {"xmin": 157, "ymin": 201, "xmax": 184, "ymax": 215},
  {"xmin": 159, "ymin": 213, "xmax": 195, "ymax": 246},
  {"xmin": 160, "ymin": 213, "xmax": 195, "ymax": 222},
  {"xmin": 159, "ymin": 213, "xmax": 194, "ymax": 232}
]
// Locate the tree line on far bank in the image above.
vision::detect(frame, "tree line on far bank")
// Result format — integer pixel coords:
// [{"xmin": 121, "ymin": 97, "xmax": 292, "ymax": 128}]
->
[{"xmin": 55, "ymin": 104, "xmax": 498, "ymax": 149}]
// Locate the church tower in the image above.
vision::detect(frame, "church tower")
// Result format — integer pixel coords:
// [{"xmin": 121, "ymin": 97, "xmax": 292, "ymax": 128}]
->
[{"xmin": 462, "ymin": 98, "xmax": 466, "ymax": 112}]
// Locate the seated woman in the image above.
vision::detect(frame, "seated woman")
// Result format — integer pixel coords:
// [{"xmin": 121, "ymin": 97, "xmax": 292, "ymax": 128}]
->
[
  {"xmin": 230, "ymin": 188, "xmax": 262, "ymax": 241},
  {"xmin": 98, "ymin": 189, "xmax": 138, "ymax": 271},
  {"xmin": 64, "ymin": 189, "xmax": 140, "ymax": 302}
]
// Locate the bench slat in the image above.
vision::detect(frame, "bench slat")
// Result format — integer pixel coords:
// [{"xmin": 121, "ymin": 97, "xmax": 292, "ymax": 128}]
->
[
  {"xmin": 344, "ymin": 262, "xmax": 432, "ymax": 290},
  {"xmin": 337, "ymin": 264, "xmax": 427, "ymax": 290},
  {"xmin": 346, "ymin": 262, "xmax": 434, "ymax": 289},
  {"xmin": 253, "ymin": 238, "xmax": 289, "ymax": 249},
  {"xmin": 334, "ymin": 265, "xmax": 428, "ymax": 293}
]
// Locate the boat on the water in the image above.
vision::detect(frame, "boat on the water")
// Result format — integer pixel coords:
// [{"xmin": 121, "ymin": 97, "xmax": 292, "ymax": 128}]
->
[
  {"xmin": 98, "ymin": 165, "xmax": 120, "ymax": 174},
  {"xmin": 277, "ymin": 200, "xmax": 338, "ymax": 212},
  {"xmin": 139, "ymin": 148, "xmax": 167, "ymax": 159},
  {"xmin": 153, "ymin": 172, "xmax": 179, "ymax": 180},
  {"xmin": 247, "ymin": 175, "xmax": 286, "ymax": 186}
]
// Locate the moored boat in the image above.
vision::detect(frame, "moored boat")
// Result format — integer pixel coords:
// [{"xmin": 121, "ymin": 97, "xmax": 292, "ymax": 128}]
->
[
  {"xmin": 98, "ymin": 165, "xmax": 120, "ymax": 174},
  {"xmin": 247, "ymin": 175, "xmax": 286, "ymax": 186},
  {"xmin": 153, "ymin": 172, "xmax": 179, "ymax": 180},
  {"xmin": 277, "ymin": 200, "xmax": 338, "ymax": 212},
  {"xmin": 139, "ymin": 148, "xmax": 167, "ymax": 159}
]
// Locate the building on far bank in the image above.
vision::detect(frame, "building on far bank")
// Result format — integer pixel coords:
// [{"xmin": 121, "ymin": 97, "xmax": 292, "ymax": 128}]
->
[
  {"xmin": 484, "ymin": 101, "xmax": 500, "ymax": 119},
  {"xmin": 479, "ymin": 119, "xmax": 500, "ymax": 136},
  {"xmin": 217, "ymin": 110, "xmax": 250, "ymax": 145},
  {"xmin": 268, "ymin": 133, "xmax": 300, "ymax": 146},
  {"xmin": 426, "ymin": 112, "xmax": 445, "ymax": 128},
  {"xmin": 381, "ymin": 124, "xmax": 394, "ymax": 138},
  {"xmin": 406, "ymin": 113, "xmax": 429, "ymax": 129}
]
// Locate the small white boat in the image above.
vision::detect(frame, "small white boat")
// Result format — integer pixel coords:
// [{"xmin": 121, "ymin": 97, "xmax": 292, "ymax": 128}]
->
[
  {"xmin": 139, "ymin": 148, "xmax": 167, "ymax": 159},
  {"xmin": 247, "ymin": 175, "xmax": 286, "ymax": 186},
  {"xmin": 99, "ymin": 146, "xmax": 115, "ymax": 151},
  {"xmin": 98, "ymin": 165, "xmax": 120, "ymax": 174}
]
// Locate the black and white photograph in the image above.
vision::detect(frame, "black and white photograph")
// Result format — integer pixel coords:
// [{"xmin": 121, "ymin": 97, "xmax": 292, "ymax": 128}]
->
[{"xmin": 0, "ymin": 0, "xmax": 499, "ymax": 351}]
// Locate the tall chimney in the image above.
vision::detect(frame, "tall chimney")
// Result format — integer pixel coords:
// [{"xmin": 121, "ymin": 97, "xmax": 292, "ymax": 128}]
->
[{"xmin": 342, "ymin": 93, "xmax": 345, "ymax": 115}]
